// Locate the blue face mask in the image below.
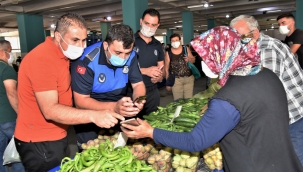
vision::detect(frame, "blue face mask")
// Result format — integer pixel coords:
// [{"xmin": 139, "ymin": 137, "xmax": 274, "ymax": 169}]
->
[{"xmin": 107, "ymin": 48, "xmax": 129, "ymax": 67}]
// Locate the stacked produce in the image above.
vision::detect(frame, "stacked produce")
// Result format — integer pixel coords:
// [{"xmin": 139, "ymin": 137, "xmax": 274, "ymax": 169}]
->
[
  {"xmin": 171, "ymin": 150, "xmax": 200, "ymax": 172},
  {"xmin": 143, "ymin": 98, "xmax": 209, "ymax": 132},
  {"xmin": 202, "ymin": 143, "xmax": 223, "ymax": 170},
  {"xmin": 127, "ymin": 139, "xmax": 172, "ymax": 171},
  {"xmin": 146, "ymin": 146, "xmax": 173, "ymax": 171},
  {"xmin": 81, "ymin": 130, "xmax": 119, "ymax": 150},
  {"xmin": 57, "ymin": 139, "xmax": 155, "ymax": 172}
]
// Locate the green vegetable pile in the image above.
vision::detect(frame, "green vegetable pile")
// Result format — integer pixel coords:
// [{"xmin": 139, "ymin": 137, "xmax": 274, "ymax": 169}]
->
[
  {"xmin": 57, "ymin": 139, "xmax": 155, "ymax": 172},
  {"xmin": 143, "ymin": 98, "xmax": 209, "ymax": 132}
]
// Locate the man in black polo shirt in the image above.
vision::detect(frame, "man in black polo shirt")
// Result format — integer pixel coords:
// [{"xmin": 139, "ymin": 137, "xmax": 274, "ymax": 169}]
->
[
  {"xmin": 134, "ymin": 8, "xmax": 164, "ymax": 118},
  {"xmin": 277, "ymin": 13, "xmax": 303, "ymax": 68}
]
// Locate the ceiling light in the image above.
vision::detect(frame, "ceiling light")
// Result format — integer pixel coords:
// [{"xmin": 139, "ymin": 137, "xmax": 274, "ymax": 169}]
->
[
  {"xmin": 51, "ymin": 24, "xmax": 56, "ymax": 28},
  {"xmin": 270, "ymin": 19, "xmax": 276, "ymax": 20},
  {"xmin": 210, "ymin": 4, "xmax": 214, "ymax": 6},
  {"xmin": 162, "ymin": 32, "xmax": 166, "ymax": 35},
  {"xmin": 198, "ymin": 26, "xmax": 201, "ymax": 27},
  {"xmin": 268, "ymin": 10, "xmax": 281, "ymax": 13},
  {"xmin": 204, "ymin": 3, "xmax": 209, "ymax": 8},
  {"xmin": 265, "ymin": 29, "xmax": 268, "ymax": 31},
  {"xmin": 174, "ymin": 22, "xmax": 177, "ymax": 23},
  {"xmin": 116, "ymin": 23, "xmax": 121, "ymax": 24},
  {"xmin": 187, "ymin": 4, "xmax": 204, "ymax": 8},
  {"xmin": 106, "ymin": 16, "xmax": 111, "ymax": 20},
  {"xmin": 226, "ymin": 14, "xmax": 230, "ymax": 18},
  {"xmin": 178, "ymin": 21, "xmax": 182, "ymax": 22},
  {"xmin": 175, "ymin": 25, "xmax": 182, "ymax": 27},
  {"xmin": 271, "ymin": 25, "xmax": 274, "ymax": 29}
]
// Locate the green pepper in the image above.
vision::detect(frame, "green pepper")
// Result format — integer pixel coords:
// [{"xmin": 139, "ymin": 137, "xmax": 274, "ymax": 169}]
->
[
  {"xmin": 101, "ymin": 149, "xmax": 119, "ymax": 158},
  {"xmin": 114, "ymin": 165, "xmax": 123, "ymax": 172},
  {"xmin": 101, "ymin": 163, "xmax": 114, "ymax": 171},
  {"xmin": 135, "ymin": 160, "xmax": 141, "ymax": 172},
  {"xmin": 79, "ymin": 162, "xmax": 98, "ymax": 172},
  {"xmin": 125, "ymin": 155, "xmax": 133, "ymax": 165},
  {"xmin": 92, "ymin": 157, "xmax": 106, "ymax": 172},
  {"xmin": 81, "ymin": 154, "xmax": 95, "ymax": 167},
  {"xmin": 140, "ymin": 166, "xmax": 153, "ymax": 171}
]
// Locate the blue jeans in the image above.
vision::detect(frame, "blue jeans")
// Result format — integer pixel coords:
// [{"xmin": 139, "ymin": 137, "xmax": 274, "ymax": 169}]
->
[
  {"xmin": 289, "ymin": 117, "xmax": 303, "ymax": 166},
  {"xmin": 0, "ymin": 121, "xmax": 24, "ymax": 172}
]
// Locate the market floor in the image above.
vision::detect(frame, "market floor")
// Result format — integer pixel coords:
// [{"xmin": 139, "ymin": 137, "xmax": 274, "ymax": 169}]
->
[{"xmin": 64, "ymin": 76, "xmax": 207, "ymax": 158}]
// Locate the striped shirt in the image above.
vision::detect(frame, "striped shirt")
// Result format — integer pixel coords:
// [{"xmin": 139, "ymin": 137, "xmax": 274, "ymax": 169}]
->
[{"xmin": 258, "ymin": 33, "xmax": 303, "ymax": 124}]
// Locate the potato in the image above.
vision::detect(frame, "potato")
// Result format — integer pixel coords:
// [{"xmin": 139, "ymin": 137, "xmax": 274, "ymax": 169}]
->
[{"xmin": 147, "ymin": 155, "xmax": 156, "ymax": 164}]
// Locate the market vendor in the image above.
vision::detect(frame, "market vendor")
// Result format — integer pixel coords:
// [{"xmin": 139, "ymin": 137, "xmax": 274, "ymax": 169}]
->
[
  {"xmin": 121, "ymin": 26, "xmax": 303, "ymax": 172},
  {"xmin": 71, "ymin": 24, "xmax": 146, "ymax": 147}
]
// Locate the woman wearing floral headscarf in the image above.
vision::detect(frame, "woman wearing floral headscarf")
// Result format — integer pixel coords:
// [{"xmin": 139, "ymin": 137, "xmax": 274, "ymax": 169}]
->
[{"xmin": 121, "ymin": 26, "xmax": 303, "ymax": 172}]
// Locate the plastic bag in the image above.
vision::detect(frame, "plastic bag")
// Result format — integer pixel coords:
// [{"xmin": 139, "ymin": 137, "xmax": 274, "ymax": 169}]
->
[
  {"xmin": 3, "ymin": 136, "xmax": 21, "ymax": 165},
  {"xmin": 188, "ymin": 62, "xmax": 201, "ymax": 79}
]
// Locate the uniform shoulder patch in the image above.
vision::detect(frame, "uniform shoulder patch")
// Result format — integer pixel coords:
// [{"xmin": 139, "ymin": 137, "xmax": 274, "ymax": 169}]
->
[
  {"xmin": 154, "ymin": 49, "xmax": 158, "ymax": 56},
  {"xmin": 86, "ymin": 47, "xmax": 100, "ymax": 61}
]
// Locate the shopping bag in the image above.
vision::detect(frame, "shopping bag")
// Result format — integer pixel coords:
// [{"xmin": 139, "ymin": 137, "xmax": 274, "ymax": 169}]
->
[
  {"xmin": 3, "ymin": 136, "xmax": 21, "ymax": 165},
  {"xmin": 188, "ymin": 62, "xmax": 201, "ymax": 79}
]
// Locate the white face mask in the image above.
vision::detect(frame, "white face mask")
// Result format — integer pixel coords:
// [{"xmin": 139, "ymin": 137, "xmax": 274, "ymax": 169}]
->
[
  {"xmin": 58, "ymin": 34, "xmax": 84, "ymax": 60},
  {"xmin": 279, "ymin": 25, "xmax": 290, "ymax": 35},
  {"xmin": 171, "ymin": 41, "xmax": 181, "ymax": 49},
  {"xmin": 201, "ymin": 61, "xmax": 218, "ymax": 78},
  {"xmin": 7, "ymin": 52, "xmax": 15, "ymax": 65},
  {"xmin": 140, "ymin": 24, "xmax": 157, "ymax": 37}
]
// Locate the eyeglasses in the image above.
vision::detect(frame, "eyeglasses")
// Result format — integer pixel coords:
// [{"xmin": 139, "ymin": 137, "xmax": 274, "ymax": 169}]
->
[
  {"xmin": 142, "ymin": 20, "xmax": 159, "ymax": 28},
  {"xmin": 240, "ymin": 30, "xmax": 254, "ymax": 40}
]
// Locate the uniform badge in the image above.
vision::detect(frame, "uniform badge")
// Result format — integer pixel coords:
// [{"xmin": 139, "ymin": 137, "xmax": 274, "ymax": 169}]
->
[
  {"xmin": 123, "ymin": 66, "xmax": 129, "ymax": 74},
  {"xmin": 98, "ymin": 73, "xmax": 106, "ymax": 83},
  {"xmin": 76, "ymin": 65, "xmax": 86, "ymax": 75},
  {"xmin": 154, "ymin": 49, "xmax": 158, "ymax": 56}
]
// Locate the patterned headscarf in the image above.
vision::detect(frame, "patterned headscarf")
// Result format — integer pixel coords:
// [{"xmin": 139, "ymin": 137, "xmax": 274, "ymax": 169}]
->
[{"xmin": 191, "ymin": 26, "xmax": 261, "ymax": 86}]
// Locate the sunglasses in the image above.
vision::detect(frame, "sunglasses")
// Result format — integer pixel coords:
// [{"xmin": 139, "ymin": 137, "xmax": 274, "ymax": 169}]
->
[{"xmin": 240, "ymin": 30, "xmax": 254, "ymax": 40}]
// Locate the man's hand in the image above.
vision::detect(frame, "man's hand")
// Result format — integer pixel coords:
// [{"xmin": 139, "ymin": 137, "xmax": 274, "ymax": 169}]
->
[
  {"xmin": 114, "ymin": 97, "xmax": 140, "ymax": 117},
  {"xmin": 133, "ymin": 99, "xmax": 146, "ymax": 112},
  {"xmin": 151, "ymin": 75, "xmax": 162, "ymax": 83},
  {"xmin": 121, "ymin": 118, "xmax": 154, "ymax": 139},
  {"xmin": 146, "ymin": 66, "xmax": 162, "ymax": 78},
  {"xmin": 92, "ymin": 110, "xmax": 124, "ymax": 128}
]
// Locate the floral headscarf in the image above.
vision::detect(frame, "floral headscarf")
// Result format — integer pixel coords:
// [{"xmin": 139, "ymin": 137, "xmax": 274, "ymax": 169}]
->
[{"xmin": 191, "ymin": 26, "xmax": 261, "ymax": 86}]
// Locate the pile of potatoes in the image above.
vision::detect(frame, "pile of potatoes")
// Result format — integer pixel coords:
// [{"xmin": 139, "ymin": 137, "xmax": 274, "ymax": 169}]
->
[
  {"xmin": 81, "ymin": 129, "xmax": 119, "ymax": 150},
  {"xmin": 146, "ymin": 146, "xmax": 173, "ymax": 171},
  {"xmin": 202, "ymin": 143, "xmax": 223, "ymax": 170}
]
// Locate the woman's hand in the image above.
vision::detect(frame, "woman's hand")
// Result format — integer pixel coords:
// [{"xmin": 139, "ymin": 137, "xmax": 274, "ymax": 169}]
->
[
  {"xmin": 166, "ymin": 86, "xmax": 172, "ymax": 91},
  {"xmin": 120, "ymin": 118, "xmax": 154, "ymax": 139},
  {"xmin": 183, "ymin": 56, "xmax": 189, "ymax": 63}
]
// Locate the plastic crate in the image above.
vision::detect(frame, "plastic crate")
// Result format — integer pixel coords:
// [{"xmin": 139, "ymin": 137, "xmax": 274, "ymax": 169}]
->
[{"xmin": 48, "ymin": 165, "xmax": 60, "ymax": 172}]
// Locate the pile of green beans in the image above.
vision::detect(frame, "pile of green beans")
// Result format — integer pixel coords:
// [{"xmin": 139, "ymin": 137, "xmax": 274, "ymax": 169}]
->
[{"xmin": 57, "ymin": 139, "xmax": 156, "ymax": 172}]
